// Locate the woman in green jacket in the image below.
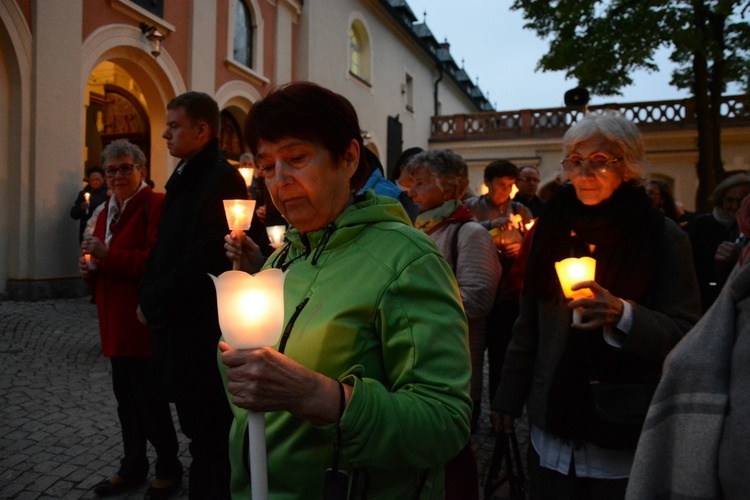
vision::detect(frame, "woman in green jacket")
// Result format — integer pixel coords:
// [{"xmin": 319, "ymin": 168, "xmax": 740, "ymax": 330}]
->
[{"xmin": 219, "ymin": 82, "xmax": 472, "ymax": 499}]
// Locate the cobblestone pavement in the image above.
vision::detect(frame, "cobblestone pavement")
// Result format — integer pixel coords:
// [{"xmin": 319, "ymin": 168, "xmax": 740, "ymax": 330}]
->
[{"xmin": 0, "ymin": 297, "xmax": 527, "ymax": 499}]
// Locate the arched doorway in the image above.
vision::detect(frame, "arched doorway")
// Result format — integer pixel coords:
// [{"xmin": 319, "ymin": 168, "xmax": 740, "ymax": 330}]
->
[
  {"xmin": 220, "ymin": 109, "xmax": 245, "ymax": 164},
  {"xmin": 0, "ymin": 1, "xmax": 31, "ymax": 297},
  {"xmin": 86, "ymin": 62, "xmax": 151, "ymax": 177}
]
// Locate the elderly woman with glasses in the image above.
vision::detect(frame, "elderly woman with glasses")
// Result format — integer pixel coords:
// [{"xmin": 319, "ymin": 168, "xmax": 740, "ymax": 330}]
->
[
  {"xmin": 80, "ymin": 139, "xmax": 182, "ymax": 498},
  {"xmin": 491, "ymin": 110, "xmax": 700, "ymax": 500}
]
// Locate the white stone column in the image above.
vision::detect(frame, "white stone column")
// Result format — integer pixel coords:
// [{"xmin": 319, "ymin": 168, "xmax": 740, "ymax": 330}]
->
[
  {"xmin": 275, "ymin": 1, "xmax": 299, "ymax": 84},
  {"xmin": 29, "ymin": 0, "xmax": 84, "ymax": 290},
  {"xmin": 189, "ymin": 0, "xmax": 217, "ymax": 94}
]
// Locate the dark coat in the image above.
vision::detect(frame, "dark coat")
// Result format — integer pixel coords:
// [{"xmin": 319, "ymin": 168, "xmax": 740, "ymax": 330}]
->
[
  {"xmin": 493, "ymin": 220, "xmax": 701, "ymax": 431},
  {"xmin": 689, "ymin": 213, "xmax": 739, "ymax": 313},
  {"xmin": 139, "ymin": 138, "xmax": 247, "ymax": 404},
  {"xmin": 88, "ymin": 187, "xmax": 164, "ymax": 358},
  {"xmin": 70, "ymin": 184, "xmax": 109, "ymax": 242}
]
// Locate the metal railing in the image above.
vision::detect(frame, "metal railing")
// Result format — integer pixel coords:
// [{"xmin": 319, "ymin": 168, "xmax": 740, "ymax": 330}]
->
[{"xmin": 430, "ymin": 94, "xmax": 750, "ymax": 142}]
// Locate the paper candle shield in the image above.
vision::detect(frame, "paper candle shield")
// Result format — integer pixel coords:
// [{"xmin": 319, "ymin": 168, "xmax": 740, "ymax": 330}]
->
[
  {"xmin": 238, "ymin": 167, "xmax": 254, "ymax": 189},
  {"xmin": 223, "ymin": 199, "xmax": 256, "ymax": 232},
  {"xmin": 266, "ymin": 225, "xmax": 287, "ymax": 249},
  {"xmin": 555, "ymin": 256, "xmax": 596, "ymax": 299},
  {"xmin": 209, "ymin": 268, "xmax": 286, "ymax": 349}
]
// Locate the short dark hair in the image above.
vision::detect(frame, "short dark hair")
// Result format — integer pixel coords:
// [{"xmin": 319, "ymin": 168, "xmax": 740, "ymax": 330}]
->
[
  {"xmin": 167, "ymin": 91, "xmax": 220, "ymax": 137},
  {"xmin": 390, "ymin": 147, "xmax": 424, "ymax": 182},
  {"xmin": 484, "ymin": 159, "xmax": 519, "ymax": 183},
  {"xmin": 244, "ymin": 82, "xmax": 369, "ymax": 191},
  {"xmin": 86, "ymin": 166, "xmax": 105, "ymax": 178}
]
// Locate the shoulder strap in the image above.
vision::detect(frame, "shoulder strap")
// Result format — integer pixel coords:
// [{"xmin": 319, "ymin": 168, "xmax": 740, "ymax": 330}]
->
[{"xmin": 451, "ymin": 222, "xmax": 467, "ymax": 271}]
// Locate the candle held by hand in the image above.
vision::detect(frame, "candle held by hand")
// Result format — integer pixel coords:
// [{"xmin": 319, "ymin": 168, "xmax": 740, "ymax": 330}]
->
[
  {"xmin": 266, "ymin": 225, "xmax": 286, "ymax": 249},
  {"xmin": 224, "ymin": 200, "xmax": 256, "ymax": 270},
  {"xmin": 555, "ymin": 256, "xmax": 596, "ymax": 324},
  {"xmin": 84, "ymin": 253, "xmax": 97, "ymax": 270},
  {"xmin": 210, "ymin": 267, "xmax": 286, "ymax": 500}
]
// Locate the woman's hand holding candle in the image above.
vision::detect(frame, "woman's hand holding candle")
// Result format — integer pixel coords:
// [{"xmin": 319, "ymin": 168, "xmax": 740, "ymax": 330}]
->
[
  {"xmin": 224, "ymin": 234, "xmax": 263, "ymax": 274},
  {"xmin": 568, "ymin": 280, "xmax": 624, "ymax": 330},
  {"xmin": 219, "ymin": 342, "xmax": 352, "ymax": 426},
  {"xmin": 82, "ymin": 236, "xmax": 107, "ymax": 261}
]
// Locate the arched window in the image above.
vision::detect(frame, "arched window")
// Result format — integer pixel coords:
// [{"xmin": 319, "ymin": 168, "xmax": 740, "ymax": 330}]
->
[
  {"xmin": 233, "ymin": 0, "xmax": 253, "ymax": 68},
  {"xmin": 349, "ymin": 20, "xmax": 370, "ymax": 83}
]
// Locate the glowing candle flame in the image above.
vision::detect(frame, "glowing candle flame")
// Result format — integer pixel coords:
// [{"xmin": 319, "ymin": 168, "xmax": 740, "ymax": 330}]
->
[
  {"xmin": 266, "ymin": 225, "xmax": 286, "ymax": 249},
  {"xmin": 238, "ymin": 167, "xmax": 254, "ymax": 189}
]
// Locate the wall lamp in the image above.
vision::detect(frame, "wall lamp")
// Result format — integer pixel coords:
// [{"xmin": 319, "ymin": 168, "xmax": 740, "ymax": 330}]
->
[{"xmin": 140, "ymin": 22, "xmax": 165, "ymax": 58}]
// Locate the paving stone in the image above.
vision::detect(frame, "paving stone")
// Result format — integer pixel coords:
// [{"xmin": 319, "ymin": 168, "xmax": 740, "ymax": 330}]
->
[{"xmin": 0, "ymin": 297, "xmax": 514, "ymax": 499}]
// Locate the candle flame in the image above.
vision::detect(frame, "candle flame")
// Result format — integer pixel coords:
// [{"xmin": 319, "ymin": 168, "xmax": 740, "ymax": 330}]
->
[
  {"xmin": 525, "ymin": 219, "xmax": 536, "ymax": 231},
  {"xmin": 209, "ymin": 268, "xmax": 286, "ymax": 349},
  {"xmin": 555, "ymin": 256, "xmax": 596, "ymax": 300},
  {"xmin": 223, "ymin": 199, "xmax": 256, "ymax": 232},
  {"xmin": 238, "ymin": 167, "xmax": 254, "ymax": 189}
]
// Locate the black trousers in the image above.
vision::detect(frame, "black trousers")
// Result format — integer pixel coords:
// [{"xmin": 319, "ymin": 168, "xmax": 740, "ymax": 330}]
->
[
  {"xmin": 486, "ymin": 299, "xmax": 520, "ymax": 401},
  {"xmin": 528, "ymin": 446, "xmax": 628, "ymax": 500},
  {"xmin": 110, "ymin": 357, "xmax": 181, "ymax": 482},
  {"xmin": 175, "ymin": 398, "xmax": 233, "ymax": 499}
]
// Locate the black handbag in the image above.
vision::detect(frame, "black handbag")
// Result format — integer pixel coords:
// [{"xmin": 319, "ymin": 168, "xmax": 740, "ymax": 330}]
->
[
  {"xmin": 483, "ymin": 431, "xmax": 526, "ymax": 500},
  {"xmin": 587, "ymin": 381, "xmax": 658, "ymax": 450}
]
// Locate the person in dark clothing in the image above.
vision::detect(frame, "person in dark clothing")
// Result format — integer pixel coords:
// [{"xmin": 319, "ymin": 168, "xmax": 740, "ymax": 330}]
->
[
  {"xmin": 689, "ymin": 173, "xmax": 750, "ymax": 313},
  {"xmin": 514, "ymin": 165, "xmax": 545, "ymax": 217},
  {"xmin": 138, "ymin": 91, "xmax": 248, "ymax": 499},
  {"xmin": 646, "ymin": 179, "xmax": 680, "ymax": 223},
  {"xmin": 360, "ymin": 148, "xmax": 419, "ymax": 224},
  {"xmin": 492, "ymin": 110, "xmax": 699, "ymax": 500},
  {"xmin": 389, "ymin": 146, "xmax": 424, "ymax": 185},
  {"xmin": 70, "ymin": 166, "xmax": 108, "ymax": 242}
]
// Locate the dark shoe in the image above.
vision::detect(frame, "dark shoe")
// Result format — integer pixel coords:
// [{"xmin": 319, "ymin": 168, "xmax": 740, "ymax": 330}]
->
[
  {"xmin": 93, "ymin": 474, "xmax": 145, "ymax": 497},
  {"xmin": 143, "ymin": 476, "xmax": 182, "ymax": 500}
]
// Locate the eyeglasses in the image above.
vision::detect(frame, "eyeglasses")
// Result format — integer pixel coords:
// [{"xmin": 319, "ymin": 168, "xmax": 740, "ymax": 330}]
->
[
  {"xmin": 104, "ymin": 164, "xmax": 139, "ymax": 178},
  {"xmin": 561, "ymin": 155, "xmax": 622, "ymax": 175}
]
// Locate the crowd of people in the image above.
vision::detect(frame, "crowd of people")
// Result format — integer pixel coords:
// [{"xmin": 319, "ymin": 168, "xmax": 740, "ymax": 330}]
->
[{"xmin": 74, "ymin": 81, "xmax": 750, "ymax": 500}]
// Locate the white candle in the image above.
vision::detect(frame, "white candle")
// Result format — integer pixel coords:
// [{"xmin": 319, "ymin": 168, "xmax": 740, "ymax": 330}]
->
[
  {"xmin": 210, "ymin": 268, "xmax": 286, "ymax": 500},
  {"xmin": 84, "ymin": 253, "xmax": 97, "ymax": 270},
  {"xmin": 84, "ymin": 192, "xmax": 91, "ymax": 203}
]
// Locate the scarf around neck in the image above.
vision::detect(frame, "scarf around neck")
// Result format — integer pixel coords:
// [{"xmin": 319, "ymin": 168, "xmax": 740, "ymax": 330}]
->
[
  {"xmin": 415, "ymin": 200, "xmax": 473, "ymax": 234},
  {"xmin": 525, "ymin": 182, "xmax": 664, "ymax": 302}
]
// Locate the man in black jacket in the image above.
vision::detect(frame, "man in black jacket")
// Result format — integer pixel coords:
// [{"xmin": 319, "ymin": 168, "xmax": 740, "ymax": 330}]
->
[{"xmin": 138, "ymin": 92, "xmax": 247, "ymax": 499}]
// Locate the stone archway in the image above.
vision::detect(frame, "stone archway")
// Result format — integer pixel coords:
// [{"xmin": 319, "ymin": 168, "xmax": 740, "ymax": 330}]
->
[
  {"xmin": 85, "ymin": 63, "xmax": 152, "ymax": 176},
  {"xmin": 82, "ymin": 24, "xmax": 186, "ymax": 190},
  {"xmin": 0, "ymin": 0, "xmax": 32, "ymax": 296}
]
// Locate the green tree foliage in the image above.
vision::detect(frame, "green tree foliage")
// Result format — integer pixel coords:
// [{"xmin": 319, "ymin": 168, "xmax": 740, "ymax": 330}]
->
[{"xmin": 512, "ymin": 0, "xmax": 750, "ymax": 211}]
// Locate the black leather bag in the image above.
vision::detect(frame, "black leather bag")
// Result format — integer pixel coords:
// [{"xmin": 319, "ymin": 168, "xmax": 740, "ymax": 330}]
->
[
  {"xmin": 587, "ymin": 381, "xmax": 658, "ymax": 450},
  {"xmin": 484, "ymin": 431, "xmax": 525, "ymax": 500}
]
